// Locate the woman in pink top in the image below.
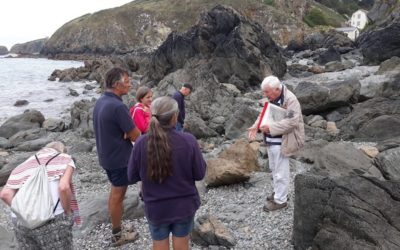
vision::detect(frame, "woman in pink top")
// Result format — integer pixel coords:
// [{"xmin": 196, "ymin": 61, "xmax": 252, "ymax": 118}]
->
[{"xmin": 130, "ymin": 86, "xmax": 153, "ymax": 133}]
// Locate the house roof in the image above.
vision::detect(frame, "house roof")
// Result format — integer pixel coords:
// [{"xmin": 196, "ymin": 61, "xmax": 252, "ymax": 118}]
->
[{"xmin": 335, "ymin": 27, "xmax": 358, "ymax": 32}]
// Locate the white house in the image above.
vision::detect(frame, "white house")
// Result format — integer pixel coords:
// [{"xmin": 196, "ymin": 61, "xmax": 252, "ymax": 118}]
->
[
  {"xmin": 335, "ymin": 27, "xmax": 359, "ymax": 41},
  {"xmin": 350, "ymin": 10, "xmax": 369, "ymax": 30}
]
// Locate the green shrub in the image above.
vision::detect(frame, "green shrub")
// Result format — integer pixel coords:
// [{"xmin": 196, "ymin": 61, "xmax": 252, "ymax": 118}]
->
[
  {"xmin": 304, "ymin": 8, "xmax": 329, "ymax": 27},
  {"xmin": 263, "ymin": 0, "xmax": 275, "ymax": 6}
]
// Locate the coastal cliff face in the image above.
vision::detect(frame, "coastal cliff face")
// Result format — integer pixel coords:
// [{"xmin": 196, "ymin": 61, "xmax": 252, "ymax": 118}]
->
[
  {"xmin": 10, "ymin": 38, "xmax": 48, "ymax": 55},
  {"xmin": 41, "ymin": 0, "xmax": 313, "ymax": 56},
  {"xmin": 0, "ymin": 46, "xmax": 8, "ymax": 55}
]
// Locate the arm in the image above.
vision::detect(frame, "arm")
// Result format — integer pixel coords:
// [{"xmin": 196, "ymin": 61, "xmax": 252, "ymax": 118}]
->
[
  {"xmin": 59, "ymin": 165, "xmax": 74, "ymax": 215},
  {"xmin": 126, "ymin": 127, "xmax": 141, "ymax": 142},
  {"xmin": 269, "ymin": 98, "xmax": 302, "ymax": 136},
  {"xmin": 0, "ymin": 187, "xmax": 17, "ymax": 206},
  {"xmin": 116, "ymin": 105, "xmax": 141, "ymax": 142},
  {"xmin": 247, "ymin": 108, "xmax": 263, "ymax": 140},
  {"xmin": 133, "ymin": 108, "xmax": 150, "ymax": 133}
]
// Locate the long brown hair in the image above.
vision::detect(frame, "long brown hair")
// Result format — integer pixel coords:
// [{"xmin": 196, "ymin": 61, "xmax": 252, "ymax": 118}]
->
[{"xmin": 147, "ymin": 96, "xmax": 178, "ymax": 183}]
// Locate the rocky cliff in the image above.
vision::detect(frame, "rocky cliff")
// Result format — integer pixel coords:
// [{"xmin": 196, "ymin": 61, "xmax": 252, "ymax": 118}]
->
[
  {"xmin": 10, "ymin": 38, "xmax": 48, "ymax": 55},
  {"xmin": 42, "ymin": 0, "xmax": 312, "ymax": 56}
]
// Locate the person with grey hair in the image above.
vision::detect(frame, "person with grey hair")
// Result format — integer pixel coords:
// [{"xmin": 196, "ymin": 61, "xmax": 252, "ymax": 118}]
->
[
  {"xmin": 0, "ymin": 141, "xmax": 80, "ymax": 249},
  {"xmin": 93, "ymin": 67, "xmax": 141, "ymax": 246},
  {"xmin": 127, "ymin": 96, "xmax": 206, "ymax": 250},
  {"xmin": 248, "ymin": 75, "xmax": 305, "ymax": 211}
]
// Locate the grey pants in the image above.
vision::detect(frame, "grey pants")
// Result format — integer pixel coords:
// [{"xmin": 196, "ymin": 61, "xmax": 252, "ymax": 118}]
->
[{"xmin": 12, "ymin": 213, "xmax": 74, "ymax": 250}]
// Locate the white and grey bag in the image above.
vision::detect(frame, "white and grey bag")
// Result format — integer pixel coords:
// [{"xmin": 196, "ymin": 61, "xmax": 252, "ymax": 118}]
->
[{"xmin": 11, "ymin": 153, "xmax": 60, "ymax": 229}]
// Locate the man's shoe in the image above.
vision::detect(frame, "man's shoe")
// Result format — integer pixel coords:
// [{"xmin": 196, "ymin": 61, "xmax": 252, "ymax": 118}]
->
[
  {"xmin": 266, "ymin": 192, "xmax": 275, "ymax": 201},
  {"xmin": 111, "ymin": 230, "xmax": 139, "ymax": 247},
  {"xmin": 263, "ymin": 200, "xmax": 287, "ymax": 212}
]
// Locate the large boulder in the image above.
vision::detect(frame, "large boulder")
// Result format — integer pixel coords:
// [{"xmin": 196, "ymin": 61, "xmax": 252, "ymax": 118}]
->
[
  {"xmin": 294, "ymin": 78, "xmax": 360, "ymax": 115},
  {"xmin": 205, "ymin": 139, "xmax": 259, "ymax": 187},
  {"xmin": 224, "ymin": 105, "xmax": 259, "ymax": 140},
  {"xmin": 293, "ymin": 174, "xmax": 400, "ymax": 250},
  {"xmin": 311, "ymin": 142, "xmax": 383, "ymax": 179},
  {"xmin": 0, "ymin": 110, "xmax": 45, "ymax": 139},
  {"xmin": 357, "ymin": 13, "xmax": 400, "ymax": 64},
  {"xmin": 76, "ymin": 192, "xmax": 144, "ymax": 236},
  {"xmin": 337, "ymin": 97, "xmax": 400, "ymax": 141},
  {"xmin": 375, "ymin": 147, "xmax": 400, "ymax": 181}
]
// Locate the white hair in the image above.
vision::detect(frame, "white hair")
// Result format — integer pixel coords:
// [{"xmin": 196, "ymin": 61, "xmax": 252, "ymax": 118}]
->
[
  {"xmin": 45, "ymin": 141, "xmax": 67, "ymax": 153},
  {"xmin": 261, "ymin": 75, "xmax": 282, "ymax": 90}
]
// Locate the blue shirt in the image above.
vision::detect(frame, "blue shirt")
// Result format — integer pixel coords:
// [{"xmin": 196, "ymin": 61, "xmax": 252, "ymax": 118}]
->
[
  {"xmin": 127, "ymin": 129, "xmax": 206, "ymax": 225},
  {"xmin": 93, "ymin": 92, "xmax": 135, "ymax": 170},
  {"xmin": 172, "ymin": 91, "xmax": 185, "ymax": 124}
]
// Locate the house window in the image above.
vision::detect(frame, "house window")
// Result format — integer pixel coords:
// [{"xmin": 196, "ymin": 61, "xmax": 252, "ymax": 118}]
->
[
  {"xmin": 357, "ymin": 21, "xmax": 360, "ymax": 27},
  {"xmin": 358, "ymin": 14, "xmax": 361, "ymax": 19}
]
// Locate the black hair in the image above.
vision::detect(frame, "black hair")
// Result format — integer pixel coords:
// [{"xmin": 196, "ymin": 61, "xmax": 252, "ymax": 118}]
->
[
  {"xmin": 182, "ymin": 83, "xmax": 193, "ymax": 91},
  {"xmin": 105, "ymin": 67, "xmax": 129, "ymax": 89}
]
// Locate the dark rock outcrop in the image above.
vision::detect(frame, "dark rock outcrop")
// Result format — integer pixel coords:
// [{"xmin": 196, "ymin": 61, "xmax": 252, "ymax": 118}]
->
[
  {"xmin": 70, "ymin": 99, "xmax": 96, "ymax": 138},
  {"xmin": 0, "ymin": 46, "xmax": 8, "ymax": 55},
  {"xmin": 357, "ymin": 13, "xmax": 400, "ymax": 64},
  {"xmin": 294, "ymin": 78, "xmax": 360, "ymax": 115},
  {"xmin": 10, "ymin": 38, "xmax": 48, "ymax": 54},
  {"xmin": 0, "ymin": 110, "xmax": 45, "ymax": 139},
  {"xmin": 286, "ymin": 30, "xmax": 354, "ymax": 52},
  {"xmin": 192, "ymin": 215, "xmax": 236, "ymax": 247},
  {"xmin": 145, "ymin": 5, "xmax": 286, "ymax": 139},
  {"xmin": 337, "ymin": 97, "xmax": 400, "ymax": 141},
  {"xmin": 367, "ymin": 0, "xmax": 399, "ymax": 24},
  {"xmin": 143, "ymin": 5, "xmax": 287, "ymax": 88},
  {"xmin": 293, "ymin": 174, "xmax": 400, "ymax": 250},
  {"xmin": 375, "ymin": 147, "xmax": 400, "ymax": 181}
]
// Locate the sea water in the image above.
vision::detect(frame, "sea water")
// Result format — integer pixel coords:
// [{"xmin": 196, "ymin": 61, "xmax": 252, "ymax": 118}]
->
[{"xmin": 0, "ymin": 57, "xmax": 99, "ymax": 125}]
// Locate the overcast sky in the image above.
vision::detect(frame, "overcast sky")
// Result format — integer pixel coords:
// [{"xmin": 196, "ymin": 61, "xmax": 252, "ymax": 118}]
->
[{"xmin": 0, "ymin": 0, "xmax": 133, "ymax": 50}]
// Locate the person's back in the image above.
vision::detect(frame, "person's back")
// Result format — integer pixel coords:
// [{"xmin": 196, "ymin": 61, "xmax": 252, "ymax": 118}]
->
[
  {"xmin": 131, "ymin": 129, "xmax": 205, "ymax": 223},
  {"xmin": 127, "ymin": 96, "xmax": 206, "ymax": 250},
  {"xmin": 0, "ymin": 141, "xmax": 79, "ymax": 250}
]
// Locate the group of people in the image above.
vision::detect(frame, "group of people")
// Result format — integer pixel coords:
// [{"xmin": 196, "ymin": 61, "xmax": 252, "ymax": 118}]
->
[
  {"xmin": 93, "ymin": 67, "xmax": 204, "ymax": 249},
  {"xmin": 0, "ymin": 67, "xmax": 305, "ymax": 250}
]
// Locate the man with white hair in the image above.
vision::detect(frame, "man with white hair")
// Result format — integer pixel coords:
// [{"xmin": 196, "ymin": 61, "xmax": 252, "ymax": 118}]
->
[{"xmin": 248, "ymin": 75, "xmax": 305, "ymax": 211}]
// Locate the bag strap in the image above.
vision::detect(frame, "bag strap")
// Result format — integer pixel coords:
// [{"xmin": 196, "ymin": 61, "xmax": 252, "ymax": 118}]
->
[
  {"xmin": 45, "ymin": 153, "xmax": 61, "ymax": 166},
  {"xmin": 53, "ymin": 198, "xmax": 60, "ymax": 213},
  {"xmin": 34, "ymin": 152, "xmax": 61, "ymax": 166},
  {"xmin": 34, "ymin": 154, "xmax": 41, "ymax": 165},
  {"xmin": 43, "ymin": 153, "xmax": 61, "ymax": 214}
]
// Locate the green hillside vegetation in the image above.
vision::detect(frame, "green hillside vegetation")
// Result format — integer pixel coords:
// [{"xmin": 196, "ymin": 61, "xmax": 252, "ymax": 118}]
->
[
  {"xmin": 304, "ymin": 4, "xmax": 345, "ymax": 28},
  {"xmin": 314, "ymin": 0, "xmax": 374, "ymax": 16}
]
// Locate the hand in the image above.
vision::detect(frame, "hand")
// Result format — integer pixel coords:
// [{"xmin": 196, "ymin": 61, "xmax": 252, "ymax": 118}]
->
[
  {"xmin": 259, "ymin": 124, "xmax": 270, "ymax": 133},
  {"xmin": 123, "ymin": 133, "xmax": 128, "ymax": 139},
  {"xmin": 247, "ymin": 126, "xmax": 258, "ymax": 140}
]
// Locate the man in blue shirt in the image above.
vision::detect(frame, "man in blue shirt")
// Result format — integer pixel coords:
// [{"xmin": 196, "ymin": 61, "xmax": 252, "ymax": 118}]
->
[
  {"xmin": 93, "ymin": 67, "xmax": 140, "ymax": 247},
  {"xmin": 172, "ymin": 83, "xmax": 193, "ymax": 131}
]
